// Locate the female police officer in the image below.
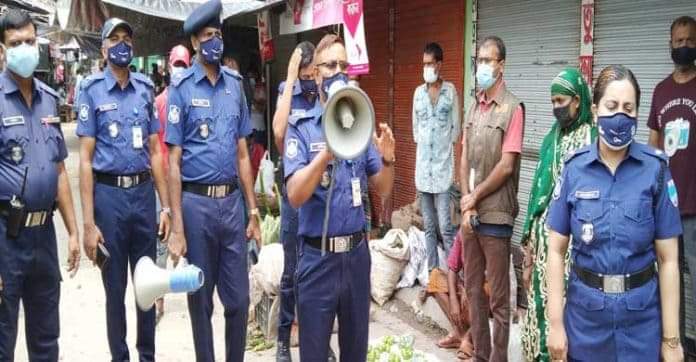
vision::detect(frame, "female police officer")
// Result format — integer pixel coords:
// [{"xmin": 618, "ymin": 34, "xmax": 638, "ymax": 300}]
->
[{"xmin": 546, "ymin": 65, "xmax": 683, "ymax": 362}]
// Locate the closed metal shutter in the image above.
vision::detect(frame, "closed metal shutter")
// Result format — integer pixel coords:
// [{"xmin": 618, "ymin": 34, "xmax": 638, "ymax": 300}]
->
[
  {"xmin": 477, "ymin": 0, "xmax": 581, "ymax": 244},
  {"xmin": 593, "ymin": 0, "xmax": 696, "ymax": 349}
]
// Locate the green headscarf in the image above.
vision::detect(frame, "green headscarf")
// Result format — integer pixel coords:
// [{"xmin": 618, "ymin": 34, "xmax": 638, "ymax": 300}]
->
[{"xmin": 521, "ymin": 68, "xmax": 597, "ymax": 243}]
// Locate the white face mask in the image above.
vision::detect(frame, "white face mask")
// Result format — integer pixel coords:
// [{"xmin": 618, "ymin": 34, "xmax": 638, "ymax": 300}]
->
[
  {"xmin": 171, "ymin": 66, "xmax": 186, "ymax": 77},
  {"xmin": 423, "ymin": 66, "xmax": 438, "ymax": 84}
]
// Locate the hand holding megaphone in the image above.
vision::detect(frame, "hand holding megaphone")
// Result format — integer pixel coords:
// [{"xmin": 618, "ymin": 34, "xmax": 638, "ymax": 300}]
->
[{"xmin": 133, "ymin": 256, "xmax": 204, "ymax": 311}]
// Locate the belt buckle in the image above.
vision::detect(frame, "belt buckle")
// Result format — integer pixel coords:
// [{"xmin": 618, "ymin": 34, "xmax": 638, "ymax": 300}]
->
[
  {"xmin": 120, "ymin": 176, "xmax": 133, "ymax": 188},
  {"xmin": 602, "ymin": 275, "xmax": 625, "ymax": 293},
  {"xmin": 212, "ymin": 185, "xmax": 227, "ymax": 198},
  {"xmin": 25, "ymin": 211, "xmax": 46, "ymax": 227},
  {"xmin": 332, "ymin": 236, "xmax": 350, "ymax": 253}
]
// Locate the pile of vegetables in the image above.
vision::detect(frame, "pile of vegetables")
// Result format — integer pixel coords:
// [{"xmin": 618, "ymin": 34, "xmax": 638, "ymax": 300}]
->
[
  {"xmin": 366, "ymin": 335, "xmax": 439, "ymax": 362},
  {"xmin": 257, "ymin": 181, "xmax": 281, "ymax": 246}
]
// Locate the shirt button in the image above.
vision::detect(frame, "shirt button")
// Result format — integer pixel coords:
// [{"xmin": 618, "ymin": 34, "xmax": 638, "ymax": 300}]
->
[{"xmin": 36, "ymin": 138, "xmax": 39, "ymax": 143}]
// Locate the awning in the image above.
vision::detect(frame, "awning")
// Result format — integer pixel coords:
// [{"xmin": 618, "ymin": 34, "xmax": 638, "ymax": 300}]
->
[{"xmin": 100, "ymin": 0, "xmax": 284, "ymax": 21}]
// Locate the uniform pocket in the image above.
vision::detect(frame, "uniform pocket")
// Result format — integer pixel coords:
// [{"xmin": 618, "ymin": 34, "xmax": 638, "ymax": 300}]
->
[
  {"xmin": 1, "ymin": 132, "xmax": 29, "ymax": 165},
  {"xmin": 623, "ymin": 199, "xmax": 654, "ymax": 224},
  {"xmin": 568, "ymin": 274, "xmax": 606, "ymax": 311},
  {"xmin": 42, "ymin": 125, "xmax": 64, "ymax": 162}
]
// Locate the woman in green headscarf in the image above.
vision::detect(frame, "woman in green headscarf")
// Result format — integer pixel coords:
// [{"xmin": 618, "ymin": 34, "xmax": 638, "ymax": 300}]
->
[{"xmin": 521, "ymin": 68, "xmax": 597, "ymax": 362}]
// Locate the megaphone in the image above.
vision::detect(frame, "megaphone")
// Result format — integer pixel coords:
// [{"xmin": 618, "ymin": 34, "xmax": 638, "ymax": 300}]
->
[
  {"xmin": 133, "ymin": 256, "xmax": 205, "ymax": 311},
  {"xmin": 322, "ymin": 81, "xmax": 375, "ymax": 160}
]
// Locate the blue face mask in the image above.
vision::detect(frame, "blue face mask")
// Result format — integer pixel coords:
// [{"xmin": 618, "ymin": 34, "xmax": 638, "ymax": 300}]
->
[
  {"xmin": 108, "ymin": 41, "xmax": 133, "ymax": 68},
  {"xmin": 200, "ymin": 36, "xmax": 224, "ymax": 64},
  {"xmin": 321, "ymin": 72, "xmax": 349, "ymax": 98},
  {"xmin": 6, "ymin": 43, "xmax": 39, "ymax": 78},
  {"xmin": 300, "ymin": 79, "xmax": 318, "ymax": 100},
  {"xmin": 598, "ymin": 112, "xmax": 637, "ymax": 150},
  {"xmin": 476, "ymin": 63, "xmax": 496, "ymax": 90}
]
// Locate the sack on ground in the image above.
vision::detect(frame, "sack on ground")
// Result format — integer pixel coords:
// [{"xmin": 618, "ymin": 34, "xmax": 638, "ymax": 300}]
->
[{"xmin": 370, "ymin": 229, "xmax": 410, "ymax": 305}]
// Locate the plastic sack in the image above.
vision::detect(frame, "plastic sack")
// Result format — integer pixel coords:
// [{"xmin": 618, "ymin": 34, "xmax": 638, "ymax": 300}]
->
[{"xmin": 254, "ymin": 151, "xmax": 275, "ymax": 197}]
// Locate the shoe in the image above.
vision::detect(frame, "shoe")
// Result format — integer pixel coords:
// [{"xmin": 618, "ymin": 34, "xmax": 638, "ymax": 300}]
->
[
  {"xmin": 276, "ymin": 340, "xmax": 292, "ymax": 362},
  {"xmin": 327, "ymin": 346, "xmax": 337, "ymax": 362}
]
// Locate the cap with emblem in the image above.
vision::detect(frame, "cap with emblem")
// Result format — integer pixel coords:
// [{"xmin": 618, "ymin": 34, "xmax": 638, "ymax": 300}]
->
[
  {"xmin": 101, "ymin": 18, "xmax": 133, "ymax": 41},
  {"xmin": 183, "ymin": 0, "xmax": 222, "ymax": 36}
]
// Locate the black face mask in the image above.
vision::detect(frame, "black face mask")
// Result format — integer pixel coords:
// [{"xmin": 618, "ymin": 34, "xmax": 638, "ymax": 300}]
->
[
  {"xmin": 671, "ymin": 46, "xmax": 696, "ymax": 66},
  {"xmin": 300, "ymin": 79, "xmax": 318, "ymax": 101},
  {"xmin": 553, "ymin": 104, "xmax": 576, "ymax": 129}
]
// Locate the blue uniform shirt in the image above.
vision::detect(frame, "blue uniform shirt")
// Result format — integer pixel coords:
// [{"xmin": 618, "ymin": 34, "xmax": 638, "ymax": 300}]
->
[
  {"xmin": 283, "ymin": 111, "xmax": 382, "ymax": 238},
  {"xmin": 0, "ymin": 71, "xmax": 67, "ymax": 210},
  {"xmin": 277, "ymin": 80, "xmax": 318, "ymax": 122},
  {"xmin": 547, "ymin": 142, "xmax": 683, "ymax": 275},
  {"xmin": 76, "ymin": 68, "xmax": 158, "ymax": 174},
  {"xmin": 166, "ymin": 62, "xmax": 251, "ymax": 184}
]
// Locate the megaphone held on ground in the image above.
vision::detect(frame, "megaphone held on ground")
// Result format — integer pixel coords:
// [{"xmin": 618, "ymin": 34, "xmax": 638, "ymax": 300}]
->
[
  {"xmin": 133, "ymin": 256, "xmax": 204, "ymax": 311},
  {"xmin": 322, "ymin": 82, "xmax": 375, "ymax": 160}
]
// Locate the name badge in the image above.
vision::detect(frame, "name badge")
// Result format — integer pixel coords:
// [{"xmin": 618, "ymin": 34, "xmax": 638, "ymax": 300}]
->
[
  {"xmin": 351, "ymin": 177, "xmax": 362, "ymax": 207},
  {"xmin": 98, "ymin": 103, "xmax": 118, "ymax": 112},
  {"xmin": 575, "ymin": 190, "xmax": 600, "ymax": 200},
  {"xmin": 132, "ymin": 126, "xmax": 143, "ymax": 149},
  {"xmin": 2, "ymin": 115, "xmax": 24, "ymax": 127},
  {"xmin": 192, "ymin": 99, "xmax": 211, "ymax": 107},
  {"xmin": 310, "ymin": 142, "xmax": 326, "ymax": 152},
  {"xmin": 41, "ymin": 116, "xmax": 61, "ymax": 125}
]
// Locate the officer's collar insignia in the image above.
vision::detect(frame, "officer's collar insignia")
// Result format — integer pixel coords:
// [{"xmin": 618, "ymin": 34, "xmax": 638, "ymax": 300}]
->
[
  {"xmin": 286, "ymin": 138, "xmax": 299, "ymax": 159},
  {"xmin": 168, "ymin": 105, "xmax": 180, "ymax": 124},
  {"xmin": 310, "ymin": 142, "xmax": 326, "ymax": 152},
  {"xmin": 98, "ymin": 103, "xmax": 118, "ymax": 112},
  {"xmin": 108, "ymin": 122, "xmax": 119, "ymax": 138},
  {"xmin": 581, "ymin": 223, "xmax": 594, "ymax": 244},
  {"xmin": 192, "ymin": 98, "xmax": 211, "ymax": 107},
  {"xmin": 11, "ymin": 145, "xmax": 23, "ymax": 163},
  {"xmin": 320, "ymin": 170, "xmax": 331, "ymax": 188},
  {"xmin": 667, "ymin": 179, "xmax": 679, "ymax": 208},
  {"xmin": 199, "ymin": 123, "xmax": 209, "ymax": 139},
  {"xmin": 575, "ymin": 190, "xmax": 599, "ymax": 200},
  {"xmin": 2, "ymin": 115, "xmax": 24, "ymax": 127},
  {"xmin": 552, "ymin": 177, "xmax": 563, "ymax": 200},
  {"xmin": 41, "ymin": 116, "xmax": 61, "ymax": 125},
  {"xmin": 79, "ymin": 104, "xmax": 90, "ymax": 122}
]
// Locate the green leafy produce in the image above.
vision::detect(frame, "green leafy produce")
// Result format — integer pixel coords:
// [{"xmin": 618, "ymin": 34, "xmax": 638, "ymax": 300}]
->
[{"xmin": 366, "ymin": 335, "xmax": 439, "ymax": 362}]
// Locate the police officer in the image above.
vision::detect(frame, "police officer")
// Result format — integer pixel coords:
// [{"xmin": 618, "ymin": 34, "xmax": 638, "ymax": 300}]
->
[
  {"xmin": 272, "ymin": 41, "xmax": 337, "ymax": 362},
  {"xmin": 284, "ymin": 33, "xmax": 395, "ymax": 362},
  {"xmin": 0, "ymin": 9, "xmax": 81, "ymax": 361},
  {"xmin": 76, "ymin": 18, "xmax": 171, "ymax": 362},
  {"xmin": 545, "ymin": 65, "xmax": 683, "ymax": 362},
  {"xmin": 165, "ymin": 1, "xmax": 261, "ymax": 361}
]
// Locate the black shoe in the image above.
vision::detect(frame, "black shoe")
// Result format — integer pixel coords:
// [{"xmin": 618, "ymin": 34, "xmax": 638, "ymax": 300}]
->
[
  {"xmin": 276, "ymin": 340, "xmax": 292, "ymax": 362},
  {"xmin": 327, "ymin": 346, "xmax": 337, "ymax": 362}
]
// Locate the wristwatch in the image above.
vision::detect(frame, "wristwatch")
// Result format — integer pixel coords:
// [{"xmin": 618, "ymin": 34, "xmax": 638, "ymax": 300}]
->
[
  {"xmin": 159, "ymin": 207, "xmax": 171, "ymax": 216},
  {"xmin": 662, "ymin": 336, "xmax": 680, "ymax": 349},
  {"xmin": 249, "ymin": 208, "xmax": 260, "ymax": 218}
]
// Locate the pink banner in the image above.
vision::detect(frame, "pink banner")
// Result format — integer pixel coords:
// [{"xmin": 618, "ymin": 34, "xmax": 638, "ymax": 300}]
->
[
  {"xmin": 312, "ymin": 0, "xmax": 343, "ymax": 28},
  {"xmin": 342, "ymin": 0, "xmax": 369, "ymax": 75}
]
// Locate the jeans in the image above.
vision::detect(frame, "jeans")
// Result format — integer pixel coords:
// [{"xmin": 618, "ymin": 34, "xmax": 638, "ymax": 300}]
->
[{"xmin": 420, "ymin": 191, "xmax": 456, "ymax": 270}]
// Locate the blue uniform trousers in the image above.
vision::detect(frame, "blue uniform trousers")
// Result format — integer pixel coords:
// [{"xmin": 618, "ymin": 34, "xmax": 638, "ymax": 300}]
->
[
  {"xmin": 182, "ymin": 190, "xmax": 248, "ymax": 362},
  {"xmin": 95, "ymin": 181, "xmax": 156, "ymax": 362},
  {"xmin": 278, "ymin": 188, "xmax": 298, "ymax": 342},
  {"xmin": 0, "ymin": 219, "xmax": 61, "ymax": 362},
  {"xmin": 296, "ymin": 238, "xmax": 371, "ymax": 362},
  {"xmin": 565, "ymin": 271, "xmax": 661, "ymax": 362}
]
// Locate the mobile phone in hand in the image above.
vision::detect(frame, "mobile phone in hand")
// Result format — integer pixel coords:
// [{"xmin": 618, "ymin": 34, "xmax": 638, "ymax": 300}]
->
[{"xmin": 96, "ymin": 243, "xmax": 111, "ymax": 270}]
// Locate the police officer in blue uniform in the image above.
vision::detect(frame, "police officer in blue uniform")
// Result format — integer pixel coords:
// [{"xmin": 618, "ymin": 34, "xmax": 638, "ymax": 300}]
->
[
  {"xmin": 272, "ymin": 41, "xmax": 340, "ymax": 362},
  {"xmin": 284, "ymin": 34, "xmax": 395, "ymax": 362},
  {"xmin": 545, "ymin": 65, "xmax": 684, "ymax": 362},
  {"xmin": 0, "ymin": 9, "xmax": 81, "ymax": 361},
  {"xmin": 76, "ymin": 18, "xmax": 171, "ymax": 362},
  {"xmin": 165, "ymin": 1, "xmax": 261, "ymax": 361}
]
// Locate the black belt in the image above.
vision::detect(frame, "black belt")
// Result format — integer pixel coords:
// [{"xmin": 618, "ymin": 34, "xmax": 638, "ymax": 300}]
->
[
  {"xmin": 95, "ymin": 171, "xmax": 151, "ymax": 189},
  {"xmin": 574, "ymin": 264, "xmax": 656, "ymax": 293},
  {"xmin": 304, "ymin": 232, "xmax": 364, "ymax": 253},
  {"xmin": 182, "ymin": 181, "xmax": 238, "ymax": 199},
  {"xmin": 0, "ymin": 201, "xmax": 53, "ymax": 227}
]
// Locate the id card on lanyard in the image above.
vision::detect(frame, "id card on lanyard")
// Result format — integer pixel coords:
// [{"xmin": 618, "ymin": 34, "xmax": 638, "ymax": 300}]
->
[{"xmin": 348, "ymin": 160, "xmax": 362, "ymax": 207}]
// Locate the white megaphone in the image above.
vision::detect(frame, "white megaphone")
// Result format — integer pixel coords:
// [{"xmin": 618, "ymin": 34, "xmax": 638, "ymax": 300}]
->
[
  {"xmin": 322, "ymin": 80, "xmax": 375, "ymax": 160},
  {"xmin": 133, "ymin": 256, "xmax": 204, "ymax": 311}
]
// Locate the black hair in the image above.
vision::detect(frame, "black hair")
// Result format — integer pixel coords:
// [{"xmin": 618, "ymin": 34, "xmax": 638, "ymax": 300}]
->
[
  {"xmin": 424, "ymin": 42, "xmax": 443, "ymax": 62},
  {"xmin": 479, "ymin": 35, "xmax": 506, "ymax": 61},
  {"xmin": 593, "ymin": 65, "xmax": 641, "ymax": 108},
  {"xmin": 297, "ymin": 41, "xmax": 316, "ymax": 69},
  {"xmin": 670, "ymin": 16, "xmax": 696, "ymax": 37},
  {"xmin": 0, "ymin": 9, "xmax": 36, "ymax": 44}
]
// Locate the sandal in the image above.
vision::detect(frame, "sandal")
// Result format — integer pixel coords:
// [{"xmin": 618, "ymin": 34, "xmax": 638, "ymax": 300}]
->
[
  {"xmin": 436, "ymin": 334, "xmax": 461, "ymax": 349},
  {"xmin": 456, "ymin": 336, "xmax": 474, "ymax": 360}
]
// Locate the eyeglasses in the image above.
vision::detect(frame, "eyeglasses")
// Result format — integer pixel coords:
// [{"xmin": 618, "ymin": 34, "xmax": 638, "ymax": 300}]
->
[{"xmin": 318, "ymin": 60, "xmax": 350, "ymax": 71}]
